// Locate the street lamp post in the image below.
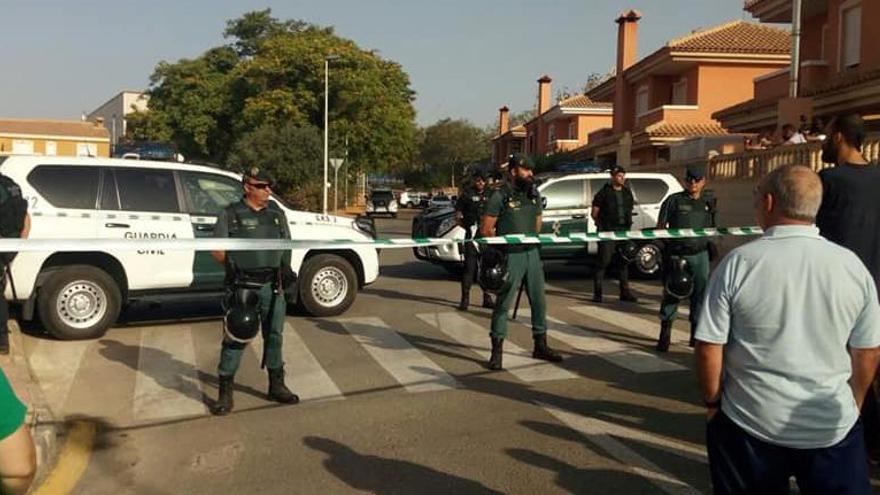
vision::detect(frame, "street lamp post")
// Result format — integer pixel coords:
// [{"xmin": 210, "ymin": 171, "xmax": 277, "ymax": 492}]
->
[{"xmin": 323, "ymin": 55, "xmax": 340, "ymax": 215}]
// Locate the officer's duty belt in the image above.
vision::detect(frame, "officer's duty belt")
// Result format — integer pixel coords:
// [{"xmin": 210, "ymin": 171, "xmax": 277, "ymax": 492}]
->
[{"xmin": 237, "ymin": 269, "xmax": 277, "ymax": 284}]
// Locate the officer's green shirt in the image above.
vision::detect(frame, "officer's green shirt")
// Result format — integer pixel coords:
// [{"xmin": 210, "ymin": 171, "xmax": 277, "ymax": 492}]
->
[
  {"xmin": 0, "ymin": 368, "xmax": 26, "ymax": 442},
  {"xmin": 484, "ymin": 183, "xmax": 542, "ymax": 236},
  {"xmin": 214, "ymin": 199, "xmax": 292, "ymax": 271},
  {"xmin": 658, "ymin": 191, "xmax": 715, "ymax": 251}
]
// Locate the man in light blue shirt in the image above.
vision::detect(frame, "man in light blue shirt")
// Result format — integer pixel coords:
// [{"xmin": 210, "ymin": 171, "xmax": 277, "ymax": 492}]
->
[{"xmin": 696, "ymin": 165, "xmax": 880, "ymax": 495}]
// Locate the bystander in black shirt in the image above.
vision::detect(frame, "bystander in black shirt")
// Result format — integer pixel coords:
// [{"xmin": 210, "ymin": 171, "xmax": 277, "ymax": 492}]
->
[{"xmin": 816, "ymin": 162, "xmax": 880, "ymax": 290}]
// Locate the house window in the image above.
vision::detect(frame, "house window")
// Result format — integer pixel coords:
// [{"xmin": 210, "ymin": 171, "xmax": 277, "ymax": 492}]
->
[
  {"xmin": 12, "ymin": 140, "xmax": 34, "ymax": 155},
  {"xmin": 840, "ymin": 2, "xmax": 861, "ymax": 69},
  {"xmin": 635, "ymin": 85, "xmax": 649, "ymax": 116},
  {"xmin": 568, "ymin": 121, "xmax": 577, "ymax": 140},
  {"xmin": 76, "ymin": 143, "xmax": 97, "ymax": 157},
  {"xmin": 672, "ymin": 79, "xmax": 688, "ymax": 105},
  {"xmin": 45, "ymin": 141, "xmax": 57, "ymax": 156}
]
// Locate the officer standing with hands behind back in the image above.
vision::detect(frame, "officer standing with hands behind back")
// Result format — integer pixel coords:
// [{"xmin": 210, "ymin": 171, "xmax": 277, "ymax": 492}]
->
[
  {"xmin": 590, "ymin": 166, "xmax": 638, "ymax": 303},
  {"xmin": 211, "ymin": 167, "xmax": 299, "ymax": 415},
  {"xmin": 656, "ymin": 164, "xmax": 716, "ymax": 352},
  {"xmin": 481, "ymin": 154, "xmax": 562, "ymax": 371},
  {"xmin": 455, "ymin": 167, "xmax": 495, "ymax": 311}
]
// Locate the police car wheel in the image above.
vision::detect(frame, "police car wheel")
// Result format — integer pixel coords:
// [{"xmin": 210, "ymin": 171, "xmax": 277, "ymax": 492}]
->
[
  {"xmin": 298, "ymin": 254, "xmax": 357, "ymax": 317},
  {"xmin": 633, "ymin": 242, "xmax": 663, "ymax": 278},
  {"xmin": 37, "ymin": 265, "xmax": 122, "ymax": 340}
]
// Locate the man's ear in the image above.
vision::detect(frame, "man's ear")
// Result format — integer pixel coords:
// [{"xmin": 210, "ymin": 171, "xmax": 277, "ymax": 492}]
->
[{"xmin": 764, "ymin": 193, "xmax": 775, "ymax": 215}]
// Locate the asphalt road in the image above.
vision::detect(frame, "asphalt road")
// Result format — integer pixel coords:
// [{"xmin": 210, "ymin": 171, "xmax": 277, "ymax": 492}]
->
[{"xmin": 17, "ymin": 210, "xmax": 852, "ymax": 494}]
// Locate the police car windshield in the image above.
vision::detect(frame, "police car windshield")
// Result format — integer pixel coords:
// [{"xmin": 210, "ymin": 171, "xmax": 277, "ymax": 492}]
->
[{"xmin": 372, "ymin": 191, "xmax": 393, "ymax": 199}]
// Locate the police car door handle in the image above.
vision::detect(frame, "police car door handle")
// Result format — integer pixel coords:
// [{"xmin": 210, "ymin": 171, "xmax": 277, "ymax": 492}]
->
[
  {"xmin": 104, "ymin": 222, "xmax": 130, "ymax": 229},
  {"xmin": 194, "ymin": 224, "xmax": 213, "ymax": 232},
  {"xmin": 571, "ymin": 214, "xmax": 586, "ymax": 219}
]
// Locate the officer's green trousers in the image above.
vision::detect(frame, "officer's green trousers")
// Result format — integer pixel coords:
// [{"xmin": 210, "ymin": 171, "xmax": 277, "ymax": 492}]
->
[
  {"xmin": 659, "ymin": 251, "xmax": 709, "ymax": 323},
  {"xmin": 218, "ymin": 283, "xmax": 286, "ymax": 377},
  {"xmin": 491, "ymin": 248, "xmax": 546, "ymax": 339}
]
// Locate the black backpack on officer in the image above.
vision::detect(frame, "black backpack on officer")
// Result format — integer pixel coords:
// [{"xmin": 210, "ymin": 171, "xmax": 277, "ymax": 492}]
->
[{"xmin": 0, "ymin": 174, "xmax": 28, "ymax": 263}]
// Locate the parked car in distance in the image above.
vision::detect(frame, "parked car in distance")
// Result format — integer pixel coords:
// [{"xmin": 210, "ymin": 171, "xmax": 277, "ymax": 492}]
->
[
  {"xmin": 427, "ymin": 194, "xmax": 453, "ymax": 209},
  {"xmin": 399, "ymin": 191, "xmax": 428, "ymax": 208},
  {"xmin": 366, "ymin": 188, "xmax": 399, "ymax": 218}
]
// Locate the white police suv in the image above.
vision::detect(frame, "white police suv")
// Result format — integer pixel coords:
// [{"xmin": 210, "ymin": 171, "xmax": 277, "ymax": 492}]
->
[
  {"xmin": 0, "ymin": 155, "xmax": 380, "ymax": 340},
  {"xmin": 412, "ymin": 171, "xmax": 683, "ymax": 277}
]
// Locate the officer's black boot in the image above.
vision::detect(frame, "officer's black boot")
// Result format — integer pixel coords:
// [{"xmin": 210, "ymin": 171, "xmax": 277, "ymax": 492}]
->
[
  {"xmin": 211, "ymin": 375, "xmax": 234, "ymax": 416},
  {"xmin": 592, "ymin": 285, "xmax": 603, "ymax": 303},
  {"xmin": 0, "ymin": 331, "xmax": 9, "ymax": 355},
  {"xmin": 482, "ymin": 293, "xmax": 495, "ymax": 309},
  {"xmin": 488, "ymin": 338, "xmax": 504, "ymax": 370},
  {"xmin": 657, "ymin": 320, "xmax": 672, "ymax": 353},
  {"xmin": 689, "ymin": 321, "xmax": 697, "ymax": 348},
  {"xmin": 267, "ymin": 367, "xmax": 300, "ymax": 404},
  {"xmin": 457, "ymin": 291, "xmax": 469, "ymax": 311},
  {"xmin": 533, "ymin": 334, "xmax": 563, "ymax": 362},
  {"xmin": 619, "ymin": 287, "xmax": 638, "ymax": 303}
]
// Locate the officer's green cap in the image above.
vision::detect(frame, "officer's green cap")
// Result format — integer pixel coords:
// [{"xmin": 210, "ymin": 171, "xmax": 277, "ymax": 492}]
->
[
  {"xmin": 508, "ymin": 153, "xmax": 535, "ymax": 170},
  {"xmin": 243, "ymin": 166, "xmax": 274, "ymax": 184},
  {"xmin": 686, "ymin": 164, "xmax": 706, "ymax": 180}
]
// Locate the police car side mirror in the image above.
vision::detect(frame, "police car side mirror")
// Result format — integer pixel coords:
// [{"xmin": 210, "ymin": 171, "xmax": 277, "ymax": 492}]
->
[{"xmin": 541, "ymin": 197, "xmax": 548, "ymax": 209}]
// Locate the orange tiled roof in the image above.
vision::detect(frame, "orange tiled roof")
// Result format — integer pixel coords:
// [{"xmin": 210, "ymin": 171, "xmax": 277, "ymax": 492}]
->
[
  {"xmin": 0, "ymin": 118, "xmax": 110, "ymax": 139},
  {"xmin": 558, "ymin": 94, "xmax": 613, "ymax": 110},
  {"xmin": 667, "ymin": 20, "xmax": 790, "ymax": 54},
  {"xmin": 802, "ymin": 68, "xmax": 880, "ymax": 97},
  {"xmin": 643, "ymin": 122, "xmax": 729, "ymax": 138}
]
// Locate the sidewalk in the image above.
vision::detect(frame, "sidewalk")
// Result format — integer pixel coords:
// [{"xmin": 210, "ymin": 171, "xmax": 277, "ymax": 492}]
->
[{"xmin": 1, "ymin": 320, "xmax": 60, "ymax": 487}]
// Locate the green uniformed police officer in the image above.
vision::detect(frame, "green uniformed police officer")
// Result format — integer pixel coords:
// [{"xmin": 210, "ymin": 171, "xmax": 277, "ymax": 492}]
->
[
  {"xmin": 481, "ymin": 154, "xmax": 562, "ymax": 370},
  {"xmin": 455, "ymin": 167, "xmax": 494, "ymax": 311},
  {"xmin": 590, "ymin": 166, "xmax": 638, "ymax": 303},
  {"xmin": 656, "ymin": 164, "xmax": 716, "ymax": 352},
  {"xmin": 211, "ymin": 167, "xmax": 299, "ymax": 415}
]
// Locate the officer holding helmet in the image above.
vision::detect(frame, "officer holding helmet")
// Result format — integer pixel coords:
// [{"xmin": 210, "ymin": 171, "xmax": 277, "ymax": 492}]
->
[
  {"xmin": 455, "ymin": 166, "xmax": 494, "ymax": 311},
  {"xmin": 481, "ymin": 154, "xmax": 563, "ymax": 371},
  {"xmin": 211, "ymin": 167, "xmax": 299, "ymax": 415},
  {"xmin": 656, "ymin": 164, "xmax": 716, "ymax": 352},
  {"xmin": 590, "ymin": 166, "xmax": 638, "ymax": 303}
]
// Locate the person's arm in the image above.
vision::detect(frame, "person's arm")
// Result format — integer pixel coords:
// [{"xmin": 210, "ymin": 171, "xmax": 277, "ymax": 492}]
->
[
  {"xmin": 0, "ymin": 424, "xmax": 36, "ymax": 495},
  {"xmin": 850, "ymin": 348, "xmax": 880, "ymax": 409},
  {"xmin": 211, "ymin": 208, "xmax": 229, "ymax": 265},
  {"xmin": 481, "ymin": 215, "xmax": 497, "ymax": 238},
  {"xmin": 590, "ymin": 189, "xmax": 603, "ymax": 227},
  {"xmin": 656, "ymin": 196, "xmax": 672, "ymax": 229},
  {"xmin": 590, "ymin": 206, "xmax": 600, "ymax": 225},
  {"xmin": 535, "ymin": 215, "xmax": 542, "ymax": 234},
  {"xmin": 696, "ymin": 343, "xmax": 724, "ymax": 417},
  {"xmin": 19, "ymin": 214, "xmax": 31, "ymax": 239}
]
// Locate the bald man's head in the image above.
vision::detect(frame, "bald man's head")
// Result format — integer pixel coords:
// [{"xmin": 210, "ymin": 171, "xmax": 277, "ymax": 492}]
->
[{"xmin": 757, "ymin": 165, "xmax": 823, "ymax": 224}]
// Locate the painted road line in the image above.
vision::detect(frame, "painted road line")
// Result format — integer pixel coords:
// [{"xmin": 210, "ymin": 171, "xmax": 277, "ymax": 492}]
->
[
  {"xmin": 31, "ymin": 420, "xmax": 97, "ymax": 495},
  {"xmin": 339, "ymin": 317, "xmax": 460, "ymax": 393},
  {"xmin": 28, "ymin": 339, "xmax": 92, "ymax": 417},
  {"xmin": 133, "ymin": 326, "xmax": 208, "ymax": 421},
  {"xmin": 516, "ymin": 310, "xmax": 685, "ymax": 373},
  {"xmin": 570, "ymin": 305, "xmax": 691, "ymax": 344},
  {"xmin": 416, "ymin": 312, "xmax": 577, "ymax": 383},
  {"xmin": 539, "ymin": 402, "xmax": 703, "ymax": 495},
  {"xmin": 251, "ymin": 322, "xmax": 344, "ymax": 401}
]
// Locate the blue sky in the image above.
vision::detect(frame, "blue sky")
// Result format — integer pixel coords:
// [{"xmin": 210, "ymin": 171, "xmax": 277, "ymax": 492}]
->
[{"xmin": 1, "ymin": 0, "xmax": 751, "ymax": 128}]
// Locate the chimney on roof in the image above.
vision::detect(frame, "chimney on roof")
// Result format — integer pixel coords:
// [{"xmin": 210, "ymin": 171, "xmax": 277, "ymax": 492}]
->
[
  {"xmin": 94, "ymin": 117, "xmax": 105, "ymax": 128},
  {"xmin": 613, "ymin": 9, "xmax": 641, "ymax": 134},
  {"xmin": 537, "ymin": 75, "xmax": 552, "ymax": 115},
  {"xmin": 499, "ymin": 106, "xmax": 510, "ymax": 135}
]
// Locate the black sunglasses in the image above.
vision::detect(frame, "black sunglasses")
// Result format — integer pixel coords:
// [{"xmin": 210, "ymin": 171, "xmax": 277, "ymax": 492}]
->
[
  {"xmin": 685, "ymin": 176, "xmax": 705, "ymax": 183},
  {"xmin": 246, "ymin": 181, "xmax": 272, "ymax": 190}
]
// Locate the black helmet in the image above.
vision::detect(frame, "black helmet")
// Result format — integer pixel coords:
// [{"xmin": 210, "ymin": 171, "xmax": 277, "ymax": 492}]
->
[
  {"xmin": 223, "ymin": 284, "xmax": 262, "ymax": 343},
  {"xmin": 479, "ymin": 247, "xmax": 508, "ymax": 294},
  {"xmin": 664, "ymin": 258, "xmax": 694, "ymax": 300},
  {"xmin": 617, "ymin": 241, "xmax": 639, "ymax": 264}
]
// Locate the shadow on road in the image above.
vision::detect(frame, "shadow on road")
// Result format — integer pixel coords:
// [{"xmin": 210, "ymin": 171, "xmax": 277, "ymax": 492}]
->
[
  {"xmin": 507, "ymin": 447, "xmax": 655, "ymax": 494},
  {"xmin": 304, "ymin": 436, "xmax": 504, "ymax": 495}
]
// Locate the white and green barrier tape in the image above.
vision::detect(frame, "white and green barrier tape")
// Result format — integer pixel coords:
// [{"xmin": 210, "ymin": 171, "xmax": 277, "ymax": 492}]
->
[{"xmin": 0, "ymin": 227, "xmax": 764, "ymax": 253}]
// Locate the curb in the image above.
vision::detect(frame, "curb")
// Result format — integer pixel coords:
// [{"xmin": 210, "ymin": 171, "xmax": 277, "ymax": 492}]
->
[{"xmin": 6, "ymin": 321, "xmax": 62, "ymax": 488}]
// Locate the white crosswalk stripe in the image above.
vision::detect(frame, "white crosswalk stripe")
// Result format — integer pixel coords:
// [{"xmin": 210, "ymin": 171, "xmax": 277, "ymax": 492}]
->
[
  {"xmin": 539, "ymin": 402, "xmax": 703, "ymax": 495},
  {"xmin": 515, "ymin": 309, "xmax": 685, "ymax": 373},
  {"xmin": 339, "ymin": 316, "xmax": 461, "ymax": 393},
  {"xmin": 570, "ymin": 305, "xmax": 691, "ymax": 344},
  {"xmin": 28, "ymin": 339, "xmax": 92, "ymax": 417},
  {"xmin": 416, "ymin": 312, "xmax": 577, "ymax": 383},
  {"xmin": 251, "ymin": 322, "xmax": 344, "ymax": 402},
  {"xmin": 133, "ymin": 326, "xmax": 208, "ymax": 421}
]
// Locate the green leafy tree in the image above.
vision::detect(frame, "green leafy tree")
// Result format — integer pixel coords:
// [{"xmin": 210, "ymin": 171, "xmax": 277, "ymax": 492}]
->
[
  {"xmin": 227, "ymin": 122, "xmax": 323, "ymax": 211},
  {"xmin": 418, "ymin": 118, "xmax": 490, "ymax": 187},
  {"xmin": 129, "ymin": 9, "xmax": 418, "ymax": 207}
]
